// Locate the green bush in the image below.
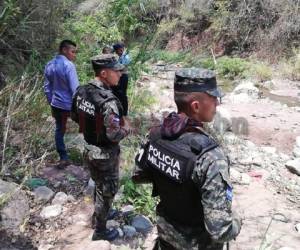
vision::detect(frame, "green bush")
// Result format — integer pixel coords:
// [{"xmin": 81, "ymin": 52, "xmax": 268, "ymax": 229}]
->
[
  {"xmin": 199, "ymin": 58, "xmax": 216, "ymax": 70},
  {"xmin": 0, "ymin": 0, "xmax": 74, "ymax": 76},
  {"xmin": 68, "ymin": 147, "xmax": 83, "ymax": 165},
  {"xmin": 279, "ymin": 50, "xmax": 300, "ymax": 81},
  {"xmin": 118, "ymin": 134, "xmax": 159, "ymax": 220},
  {"xmin": 118, "ymin": 174, "xmax": 158, "ymax": 220},
  {"xmin": 62, "ymin": 12, "xmax": 122, "ymax": 83},
  {"xmin": 152, "ymin": 19, "xmax": 179, "ymax": 48},
  {"xmin": 216, "ymin": 56, "xmax": 248, "ymax": 79},
  {"xmin": 150, "ymin": 50, "xmax": 188, "ymax": 64},
  {"xmin": 246, "ymin": 62, "xmax": 273, "ymax": 82},
  {"xmin": 184, "ymin": 56, "xmax": 248, "ymax": 80}
]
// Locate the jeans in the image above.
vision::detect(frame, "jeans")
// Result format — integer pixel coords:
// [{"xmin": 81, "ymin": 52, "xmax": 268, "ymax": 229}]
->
[{"xmin": 51, "ymin": 106, "xmax": 70, "ymax": 160}]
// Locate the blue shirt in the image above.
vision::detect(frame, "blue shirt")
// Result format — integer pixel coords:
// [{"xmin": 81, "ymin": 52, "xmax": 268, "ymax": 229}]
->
[
  {"xmin": 118, "ymin": 52, "xmax": 131, "ymax": 66},
  {"xmin": 44, "ymin": 55, "xmax": 79, "ymax": 111}
]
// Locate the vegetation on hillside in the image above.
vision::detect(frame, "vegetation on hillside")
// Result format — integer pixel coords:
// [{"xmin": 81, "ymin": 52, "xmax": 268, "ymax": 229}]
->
[{"xmin": 1, "ymin": 0, "xmax": 300, "ymax": 218}]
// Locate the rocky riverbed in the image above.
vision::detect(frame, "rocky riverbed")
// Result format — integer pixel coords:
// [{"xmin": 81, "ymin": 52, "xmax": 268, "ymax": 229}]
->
[{"xmin": 1, "ymin": 63, "xmax": 300, "ymax": 250}]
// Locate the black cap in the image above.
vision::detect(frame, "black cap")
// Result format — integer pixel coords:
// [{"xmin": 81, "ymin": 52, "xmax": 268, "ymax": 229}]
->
[
  {"xmin": 91, "ymin": 54, "xmax": 124, "ymax": 71},
  {"xmin": 113, "ymin": 43, "xmax": 124, "ymax": 51},
  {"xmin": 174, "ymin": 68, "xmax": 224, "ymax": 97}
]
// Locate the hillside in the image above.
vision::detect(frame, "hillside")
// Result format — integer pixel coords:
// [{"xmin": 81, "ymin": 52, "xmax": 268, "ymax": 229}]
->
[{"xmin": 1, "ymin": 1, "xmax": 300, "ymax": 250}]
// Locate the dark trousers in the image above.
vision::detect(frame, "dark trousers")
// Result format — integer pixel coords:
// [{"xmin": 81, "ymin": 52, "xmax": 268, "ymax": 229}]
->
[
  {"xmin": 51, "ymin": 106, "xmax": 70, "ymax": 161},
  {"xmin": 112, "ymin": 73, "xmax": 128, "ymax": 116}
]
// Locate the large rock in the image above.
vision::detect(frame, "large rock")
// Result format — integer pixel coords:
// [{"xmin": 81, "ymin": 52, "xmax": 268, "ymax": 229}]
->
[
  {"xmin": 232, "ymin": 81, "xmax": 260, "ymax": 98},
  {"xmin": 131, "ymin": 215, "xmax": 153, "ymax": 234},
  {"xmin": 121, "ymin": 205, "xmax": 135, "ymax": 216},
  {"xmin": 51, "ymin": 192, "xmax": 69, "ymax": 205},
  {"xmin": 261, "ymin": 80, "xmax": 274, "ymax": 90},
  {"xmin": 0, "ymin": 179, "xmax": 29, "ymax": 233},
  {"xmin": 106, "ymin": 220, "xmax": 120, "ymax": 229},
  {"xmin": 123, "ymin": 225, "xmax": 137, "ymax": 238},
  {"xmin": 285, "ymin": 159, "xmax": 300, "ymax": 176},
  {"xmin": 213, "ymin": 107, "xmax": 232, "ymax": 134},
  {"xmin": 34, "ymin": 186, "xmax": 54, "ymax": 203},
  {"xmin": 40, "ymin": 204, "xmax": 62, "ymax": 219},
  {"xmin": 231, "ymin": 116, "xmax": 249, "ymax": 135},
  {"xmin": 229, "ymin": 81, "xmax": 260, "ymax": 103}
]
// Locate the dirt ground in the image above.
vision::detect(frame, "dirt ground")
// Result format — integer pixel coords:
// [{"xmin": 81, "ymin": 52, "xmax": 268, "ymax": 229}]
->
[
  {"xmin": 145, "ymin": 66, "xmax": 300, "ymax": 250},
  {"xmin": 21, "ymin": 65, "xmax": 300, "ymax": 250}
]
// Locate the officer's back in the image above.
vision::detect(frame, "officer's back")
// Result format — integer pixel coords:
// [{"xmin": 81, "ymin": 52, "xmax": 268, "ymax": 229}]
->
[{"xmin": 133, "ymin": 68, "xmax": 242, "ymax": 250}]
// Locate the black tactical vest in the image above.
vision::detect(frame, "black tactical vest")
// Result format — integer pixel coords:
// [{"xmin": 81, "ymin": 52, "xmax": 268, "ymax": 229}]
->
[
  {"xmin": 73, "ymin": 81, "xmax": 123, "ymax": 147},
  {"xmin": 136, "ymin": 127, "xmax": 218, "ymax": 228}
]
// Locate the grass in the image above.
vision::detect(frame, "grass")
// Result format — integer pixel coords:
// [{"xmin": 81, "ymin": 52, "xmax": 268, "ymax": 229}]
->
[
  {"xmin": 118, "ymin": 131, "xmax": 158, "ymax": 221},
  {"xmin": 149, "ymin": 49, "xmax": 189, "ymax": 64},
  {"xmin": 279, "ymin": 50, "xmax": 300, "ymax": 81},
  {"xmin": 68, "ymin": 147, "xmax": 83, "ymax": 165},
  {"xmin": 116, "ymin": 174, "xmax": 158, "ymax": 221},
  {"xmin": 244, "ymin": 61, "xmax": 273, "ymax": 82}
]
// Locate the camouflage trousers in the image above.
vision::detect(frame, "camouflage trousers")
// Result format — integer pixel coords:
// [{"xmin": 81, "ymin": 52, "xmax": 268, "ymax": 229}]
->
[
  {"xmin": 155, "ymin": 216, "xmax": 224, "ymax": 250},
  {"xmin": 83, "ymin": 144, "xmax": 120, "ymax": 231}
]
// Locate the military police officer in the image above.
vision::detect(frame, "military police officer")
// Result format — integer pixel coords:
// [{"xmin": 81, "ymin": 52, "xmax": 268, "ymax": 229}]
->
[
  {"xmin": 71, "ymin": 54, "xmax": 129, "ymax": 241},
  {"xmin": 133, "ymin": 68, "xmax": 242, "ymax": 250}
]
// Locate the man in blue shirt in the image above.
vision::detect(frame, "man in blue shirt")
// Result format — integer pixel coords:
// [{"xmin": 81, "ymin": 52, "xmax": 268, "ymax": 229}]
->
[
  {"xmin": 44, "ymin": 40, "xmax": 79, "ymax": 168},
  {"xmin": 112, "ymin": 43, "xmax": 131, "ymax": 116}
]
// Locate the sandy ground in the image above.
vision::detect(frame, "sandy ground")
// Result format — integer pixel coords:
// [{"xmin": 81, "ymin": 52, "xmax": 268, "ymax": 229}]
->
[{"xmin": 222, "ymin": 99, "xmax": 300, "ymax": 154}]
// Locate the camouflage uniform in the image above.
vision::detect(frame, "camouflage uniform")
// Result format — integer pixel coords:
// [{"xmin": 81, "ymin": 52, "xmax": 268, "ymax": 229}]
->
[
  {"xmin": 72, "ymin": 55, "xmax": 128, "ymax": 234},
  {"xmin": 80, "ymin": 79, "xmax": 128, "ymax": 231},
  {"xmin": 133, "ymin": 68, "xmax": 241, "ymax": 250},
  {"xmin": 83, "ymin": 143, "xmax": 120, "ymax": 230}
]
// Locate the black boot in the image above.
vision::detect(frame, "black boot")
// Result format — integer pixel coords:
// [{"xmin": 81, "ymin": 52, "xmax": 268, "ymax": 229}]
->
[
  {"xmin": 92, "ymin": 228, "xmax": 119, "ymax": 241},
  {"xmin": 107, "ymin": 208, "xmax": 120, "ymax": 220}
]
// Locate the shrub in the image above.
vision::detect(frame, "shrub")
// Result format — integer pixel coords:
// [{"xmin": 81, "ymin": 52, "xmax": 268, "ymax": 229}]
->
[
  {"xmin": 118, "ymin": 174, "xmax": 158, "ymax": 220},
  {"xmin": 245, "ymin": 61, "xmax": 273, "ymax": 82},
  {"xmin": 61, "ymin": 12, "xmax": 122, "ymax": 83},
  {"xmin": 150, "ymin": 50, "xmax": 188, "ymax": 63},
  {"xmin": 0, "ymin": 73, "xmax": 52, "ymax": 178},
  {"xmin": 0, "ymin": 0, "xmax": 74, "ymax": 76},
  {"xmin": 279, "ymin": 50, "xmax": 300, "ymax": 81},
  {"xmin": 216, "ymin": 56, "xmax": 248, "ymax": 79}
]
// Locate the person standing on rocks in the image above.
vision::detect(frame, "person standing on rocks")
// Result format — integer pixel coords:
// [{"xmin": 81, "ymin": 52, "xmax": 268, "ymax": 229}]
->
[
  {"xmin": 44, "ymin": 40, "xmax": 79, "ymax": 168},
  {"xmin": 133, "ymin": 68, "xmax": 242, "ymax": 250},
  {"xmin": 112, "ymin": 42, "xmax": 131, "ymax": 116},
  {"xmin": 71, "ymin": 54, "xmax": 130, "ymax": 241}
]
